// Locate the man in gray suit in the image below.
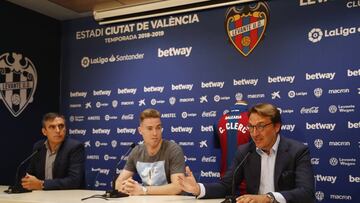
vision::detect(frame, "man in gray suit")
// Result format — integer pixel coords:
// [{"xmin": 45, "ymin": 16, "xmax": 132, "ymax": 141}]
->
[{"xmin": 179, "ymin": 103, "xmax": 315, "ymax": 203}]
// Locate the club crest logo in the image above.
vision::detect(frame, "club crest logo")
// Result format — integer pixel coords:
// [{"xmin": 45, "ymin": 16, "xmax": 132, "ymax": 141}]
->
[
  {"xmin": 0, "ymin": 52, "xmax": 37, "ymax": 117},
  {"xmin": 225, "ymin": 2, "xmax": 269, "ymax": 56}
]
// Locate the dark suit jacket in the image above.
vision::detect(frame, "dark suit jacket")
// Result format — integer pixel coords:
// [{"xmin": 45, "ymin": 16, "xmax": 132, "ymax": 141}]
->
[
  {"xmin": 27, "ymin": 137, "xmax": 85, "ymax": 190},
  {"xmin": 204, "ymin": 136, "xmax": 315, "ymax": 203}
]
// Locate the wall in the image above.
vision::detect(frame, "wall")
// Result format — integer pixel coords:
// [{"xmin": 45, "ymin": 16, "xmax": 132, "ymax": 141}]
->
[
  {"xmin": 60, "ymin": 1, "xmax": 360, "ymax": 202},
  {"xmin": 0, "ymin": 1, "xmax": 61, "ymax": 185}
]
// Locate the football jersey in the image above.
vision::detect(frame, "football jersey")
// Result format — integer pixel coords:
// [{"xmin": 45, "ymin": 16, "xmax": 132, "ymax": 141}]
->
[{"xmin": 214, "ymin": 101, "xmax": 251, "ymax": 176}]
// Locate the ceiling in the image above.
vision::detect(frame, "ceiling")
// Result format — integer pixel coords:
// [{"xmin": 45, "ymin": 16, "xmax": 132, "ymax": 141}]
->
[{"xmin": 6, "ymin": 0, "xmax": 169, "ymax": 20}]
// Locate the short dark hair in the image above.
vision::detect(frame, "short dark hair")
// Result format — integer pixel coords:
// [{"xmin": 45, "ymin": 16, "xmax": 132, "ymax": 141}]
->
[
  {"xmin": 248, "ymin": 103, "xmax": 282, "ymax": 124},
  {"xmin": 42, "ymin": 112, "xmax": 65, "ymax": 127},
  {"xmin": 139, "ymin": 109, "xmax": 161, "ymax": 123}
]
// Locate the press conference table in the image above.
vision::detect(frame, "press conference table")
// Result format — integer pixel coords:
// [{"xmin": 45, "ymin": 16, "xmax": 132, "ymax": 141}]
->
[{"xmin": 0, "ymin": 186, "xmax": 222, "ymax": 203}]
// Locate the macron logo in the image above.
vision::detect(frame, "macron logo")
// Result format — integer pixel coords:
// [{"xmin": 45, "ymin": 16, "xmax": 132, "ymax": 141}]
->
[
  {"xmin": 306, "ymin": 122, "xmax": 336, "ymax": 131},
  {"xmin": 158, "ymin": 46, "xmax": 192, "ymax": 57},
  {"xmin": 306, "ymin": 72, "xmax": 335, "ymax": 80}
]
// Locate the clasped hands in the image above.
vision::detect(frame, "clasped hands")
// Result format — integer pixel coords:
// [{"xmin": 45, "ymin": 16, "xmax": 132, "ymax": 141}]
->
[
  {"xmin": 118, "ymin": 177, "xmax": 144, "ymax": 195},
  {"xmin": 21, "ymin": 173, "xmax": 43, "ymax": 190}
]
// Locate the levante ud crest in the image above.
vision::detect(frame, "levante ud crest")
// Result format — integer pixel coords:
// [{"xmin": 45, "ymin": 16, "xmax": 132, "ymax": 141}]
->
[
  {"xmin": 0, "ymin": 52, "xmax": 37, "ymax": 117},
  {"xmin": 225, "ymin": 2, "xmax": 269, "ymax": 56}
]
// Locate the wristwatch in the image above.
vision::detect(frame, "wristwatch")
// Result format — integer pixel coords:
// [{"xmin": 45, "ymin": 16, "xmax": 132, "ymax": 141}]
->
[
  {"xmin": 141, "ymin": 186, "xmax": 148, "ymax": 195},
  {"xmin": 266, "ymin": 192, "xmax": 278, "ymax": 203}
]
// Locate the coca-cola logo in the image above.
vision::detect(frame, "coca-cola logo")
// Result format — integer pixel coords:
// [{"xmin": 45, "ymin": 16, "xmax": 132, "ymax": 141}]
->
[{"xmin": 300, "ymin": 106, "xmax": 319, "ymax": 114}]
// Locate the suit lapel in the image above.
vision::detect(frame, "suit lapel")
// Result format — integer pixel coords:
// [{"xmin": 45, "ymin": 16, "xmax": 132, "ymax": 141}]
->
[
  {"xmin": 247, "ymin": 152, "xmax": 261, "ymax": 193},
  {"xmin": 274, "ymin": 137, "xmax": 289, "ymax": 191}
]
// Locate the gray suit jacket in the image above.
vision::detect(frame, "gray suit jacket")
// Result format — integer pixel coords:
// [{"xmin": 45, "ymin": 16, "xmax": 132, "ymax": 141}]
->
[{"xmin": 203, "ymin": 136, "xmax": 315, "ymax": 203}]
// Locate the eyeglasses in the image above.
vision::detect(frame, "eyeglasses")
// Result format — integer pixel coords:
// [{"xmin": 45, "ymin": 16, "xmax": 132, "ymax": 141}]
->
[{"xmin": 247, "ymin": 122, "xmax": 273, "ymax": 132}]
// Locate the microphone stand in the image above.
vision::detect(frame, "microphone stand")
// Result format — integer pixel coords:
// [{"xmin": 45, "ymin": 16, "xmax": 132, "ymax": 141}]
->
[
  {"xmin": 4, "ymin": 148, "xmax": 41, "ymax": 194},
  {"xmin": 221, "ymin": 146, "xmax": 253, "ymax": 203},
  {"xmin": 82, "ymin": 143, "xmax": 136, "ymax": 201}
]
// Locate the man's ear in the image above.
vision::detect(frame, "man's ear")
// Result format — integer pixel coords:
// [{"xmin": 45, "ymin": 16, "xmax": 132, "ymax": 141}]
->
[
  {"xmin": 138, "ymin": 126, "xmax": 142, "ymax": 136},
  {"xmin": 274, "ymin": 122, "xmax": 281, "ymax": 134},
  {"xmin": 41, "ymin": 127, "xmax": 47, "ymax": 137}
]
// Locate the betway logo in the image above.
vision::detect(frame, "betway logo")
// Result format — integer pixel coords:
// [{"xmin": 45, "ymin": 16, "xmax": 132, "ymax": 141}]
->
[
  {"xmin": 306, "ymin": 72, "xmax": 335, "ymax": 80},
  {"xmin": 117, "ymin": 88, "xmax": 137, "ymax": 95},
  {"xmin": 201, "ymin": 125, "xmax": 214, "ymax": 132},
  {"xmin": 69, "ymin": 129, "xmax": 86, "ymax": 135},
  {"xmin": 171, "ymin": 126, "xmax": 193, "ymax": 134},
  {"xmin": 92, "ymin": 128, "xmax": 111, "ymax": 135},
  {"xmin": 91, "ymin": 168, "xmax": 110, "ymax": 175},
  {"xmin": 201, "ymin": 81, "xmax": 224, "ymax": 89},
  {"xmin": 268, "ymin": 75, "xmax": 295, "ymax": 84},
  {"xmin": 349, "ymin": 175, "xmax": 360, "ymax": 183},
  {"xmin": 144, "ymin": 86, "xmax": 164, "ymax": 93},
  {"xmin": 93, "ymin": 90, "xmax": 111, "ymax": 96},
  {"xmin": 201, "ymin": 170, "xmax": 220, "ymax": 178},
  {"xmin": 158, "ymin": 46, "xmax": 192, "ymax": 57},
  {"xmin": 347, "ymin": 69, "xmax": 360, "ymax": 77},
  {"xmin": 281, "ymin": 124, "xmax": 295, "ymax": 132},
  {"xmin": 233, "ymin": 78, "xmax": 258, "ymax": 86},
  {"xmin": 201, "ymin": 156, "xmax": 217, "ymax": 163},
  {"xmin": 348, "ymin": 121, "xmax": 360, "ymax": 129},
  {"xmin": 172, "ymin": 84, "xmax": 193, "ymax": 91},
  {"xmin": 306, "ymin": 122, "xmax": 336, "ymax": 131},
  {"xmin": 314, "ymin": 174, "xmax": 337, "ymax": 184},
  {"xmin": 70, "ymin": 91, "xmax": 87, "ymax": 98},
  {"xmin": 117, "ymin": 128, "xmax": 136, "ymax": 135}
]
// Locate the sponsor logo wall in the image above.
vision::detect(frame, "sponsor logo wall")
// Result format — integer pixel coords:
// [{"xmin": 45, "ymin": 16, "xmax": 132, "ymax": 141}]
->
[{"xmin": 61, "ymin": 0, "xmax": 359, "ymax": 202}]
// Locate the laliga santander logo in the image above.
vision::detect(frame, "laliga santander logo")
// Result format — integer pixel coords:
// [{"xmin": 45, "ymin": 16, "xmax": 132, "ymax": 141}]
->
[
  {"xmin": 0, "ymin": 52, "xmax": 37, "ymax": 117},
  {"xmin": 225, "ymin": 1, "xmax": 269, "ymax": 56},
  {"xmin": 308, "ymin": 28, "xmax": 323, "ymax": 43}
]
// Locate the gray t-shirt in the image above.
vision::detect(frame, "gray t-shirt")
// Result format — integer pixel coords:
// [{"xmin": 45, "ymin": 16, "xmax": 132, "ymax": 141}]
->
[{"xmin": 124, "ymin": 140, "xmax": 185, "ymax": 186}]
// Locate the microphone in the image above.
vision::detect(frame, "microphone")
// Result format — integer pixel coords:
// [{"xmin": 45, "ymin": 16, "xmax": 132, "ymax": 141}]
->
[
  {"xmin": 81, "ymin": 143, "xmax": 136, "ymax": 201},
  {"xmin": 104, "ymin": 142, "xmax": 136, "ymax": 198},
  {"xmin": 221, "ymin": 141, "xmax": 254, "ymax": 203},
  {"xmin": 4, "ymin": 147, "xmax": 42, "ymax": 194}
]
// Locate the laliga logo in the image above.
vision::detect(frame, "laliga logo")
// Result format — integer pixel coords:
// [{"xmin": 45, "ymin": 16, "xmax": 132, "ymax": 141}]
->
[
  {"xmin": 225, "ymin": 2, "xmax": 269, "ymax": 56},
  {"xmin": 81, "ymin": 57, "xmax": 90, "ymax": 68},
  {"xmin": 308, "ymin": 28, "xmax": 323, "ymax": 43},
  {"xmin": 0, "ymin": 52, "xmax": 37, "ymax": 117}
]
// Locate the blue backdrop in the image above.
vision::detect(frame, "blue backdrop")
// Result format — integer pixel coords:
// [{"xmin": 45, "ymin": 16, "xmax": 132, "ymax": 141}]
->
[{"xmin": 60, "ymin": 0, "xmax": 359, "ymax": 202}]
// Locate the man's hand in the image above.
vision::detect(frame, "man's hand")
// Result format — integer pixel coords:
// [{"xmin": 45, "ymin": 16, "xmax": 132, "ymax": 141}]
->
[
  {"xmin": 236, "ymin": 194, "xmax": 271, "ymax": 203},
  {"xmin": 21, "ymin": 173, "xmax": 43, "ymax": 190},
  {"xmin": 178, "ymin": 166, "xmax": 200, "ymax": 196},
  {"xmin": 120, "ymin": 177, "xmax": 143, "ymax": 195}
]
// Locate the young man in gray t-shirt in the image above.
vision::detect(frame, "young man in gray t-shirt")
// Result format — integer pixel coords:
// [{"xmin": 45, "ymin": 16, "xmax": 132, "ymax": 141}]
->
[{"xmin": 115, "ymin": 109, "xmax": 185, "ymax": 195}]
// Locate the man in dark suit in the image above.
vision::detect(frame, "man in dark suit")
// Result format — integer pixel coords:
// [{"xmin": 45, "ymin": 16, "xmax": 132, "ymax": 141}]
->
[
  {"xmin": 179, "ymin": 103, "xmax": 315, "ymax": 203},
  {"xmin": 21, "ymin": 112, "xmax": 85, "ymax": 190}
]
